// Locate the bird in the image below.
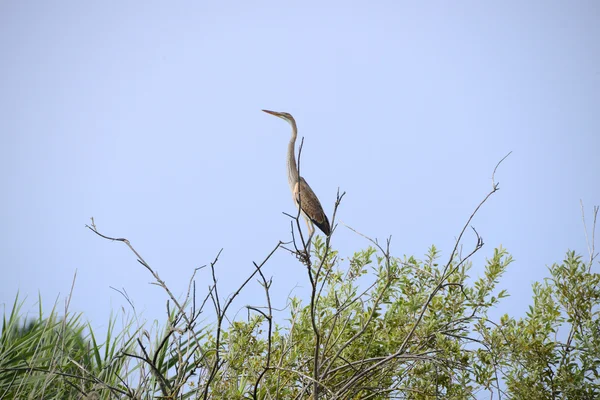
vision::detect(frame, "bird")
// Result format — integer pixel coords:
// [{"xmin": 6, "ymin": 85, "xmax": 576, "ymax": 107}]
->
[{"xmin": 262, "ymin": 109, "xmax": 331, "ymax": 246}]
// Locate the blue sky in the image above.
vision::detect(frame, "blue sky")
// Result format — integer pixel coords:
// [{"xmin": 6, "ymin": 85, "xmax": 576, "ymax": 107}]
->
[{"xmin": 1, "ymin": 1, "xmax": 599, "ymax": 336}]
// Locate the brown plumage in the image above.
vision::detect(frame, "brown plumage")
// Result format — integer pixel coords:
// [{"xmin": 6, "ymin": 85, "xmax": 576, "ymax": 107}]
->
[
  {"xmin": 262, "ymin": 109, "xmax": 331, "ymax": 240},
  {"xmin": 294, "ymin": 177, "xmax": 331, "ymax": 236}
]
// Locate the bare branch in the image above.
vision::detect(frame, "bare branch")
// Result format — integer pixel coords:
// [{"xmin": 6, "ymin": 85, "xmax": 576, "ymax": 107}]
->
[
  {"xmin": 86, "ymin": 221, "xmax": 192, "ymax": 327},
  {"xmin": 580, "ymin": 200, "xmax": 599, "ymax": 270},
  {"xmin": 492, "ymin": 151, "xmax": 512, "ymax": 188}
]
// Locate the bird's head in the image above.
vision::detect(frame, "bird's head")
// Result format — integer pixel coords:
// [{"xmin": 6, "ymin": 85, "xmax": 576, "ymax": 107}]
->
[{"xmin": 262, "ymin": 109, "xmax": 296, "ymax": 126}]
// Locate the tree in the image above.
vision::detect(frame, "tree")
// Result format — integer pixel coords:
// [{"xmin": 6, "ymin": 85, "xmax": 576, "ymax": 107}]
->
[
  {"xmin": 1, "ymin": 167, "xmax": 598, "ymax": 399},
  {"xmin": 483, "ymin": 251, "xmax": 600, "ymax": 399}
]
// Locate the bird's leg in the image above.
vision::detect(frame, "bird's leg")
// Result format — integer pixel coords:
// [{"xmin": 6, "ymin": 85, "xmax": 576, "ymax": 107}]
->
[{"xmin": 305, "ymin": 217, "xmax": 315, "ymax": 255}]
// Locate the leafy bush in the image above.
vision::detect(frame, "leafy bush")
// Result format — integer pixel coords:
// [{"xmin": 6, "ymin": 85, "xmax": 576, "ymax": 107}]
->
[{"xmin": 1, "ymin": 187, "xmax": 598, "ymax": 399}]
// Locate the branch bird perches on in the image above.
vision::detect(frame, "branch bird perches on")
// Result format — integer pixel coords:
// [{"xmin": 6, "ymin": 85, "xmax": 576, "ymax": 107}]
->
[{"xmin": 262, "ymin": 110, "xmax": 331, "ymax": 248}]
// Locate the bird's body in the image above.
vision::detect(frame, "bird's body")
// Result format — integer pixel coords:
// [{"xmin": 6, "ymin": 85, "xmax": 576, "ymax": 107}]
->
[
  {"xmin": 263, "ymin": 109, "xmax": 331, "ymax": 241},
  {"xmin": 294, "ymin": 176, "xmax": 331, "ymax": 236}
]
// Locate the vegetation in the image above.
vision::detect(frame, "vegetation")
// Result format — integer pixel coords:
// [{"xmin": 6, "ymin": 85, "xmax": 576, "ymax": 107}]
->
[{"xmin": 1, "ymin": 180, "xmax": 599, "ymax": 399}]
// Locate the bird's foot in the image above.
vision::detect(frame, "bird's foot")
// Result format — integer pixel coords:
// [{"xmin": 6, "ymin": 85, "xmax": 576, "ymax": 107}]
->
[{"xmin": 296, "ymin": 249, "xmax": 311, "ymax": 265}]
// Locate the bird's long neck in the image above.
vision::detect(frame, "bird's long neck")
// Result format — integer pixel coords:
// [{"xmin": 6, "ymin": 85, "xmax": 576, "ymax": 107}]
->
[{"xmin": 287, "ymin": 120, "xmax": 300, "ymax": 191}]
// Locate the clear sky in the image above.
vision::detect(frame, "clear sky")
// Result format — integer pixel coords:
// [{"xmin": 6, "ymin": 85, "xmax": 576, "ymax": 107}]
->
[{"xmin": 1, "ymin": 2, "xmax": 599, "ymax": 336}]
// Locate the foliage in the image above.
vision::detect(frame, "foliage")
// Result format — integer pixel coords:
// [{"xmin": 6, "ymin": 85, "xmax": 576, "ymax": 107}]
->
[
  {"xmin": 198, "ymin": 240, "xmax": 515, "ymax": 399},
  {"xmin": 1, "ymin": 197, "xmax": 598, "ymax": 399},
  {"xmin": 484, "ymin": 251, "xmax": 600, "ymax": 399},
  {"xmin": 0, "ymin": 294, "xmax": 137, "ymax": 399}
]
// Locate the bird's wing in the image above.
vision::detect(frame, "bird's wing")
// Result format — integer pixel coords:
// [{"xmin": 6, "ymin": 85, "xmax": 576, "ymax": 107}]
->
[{"xmin": 294, "ymin": 177, "xmax": 331, "ymax": 236}]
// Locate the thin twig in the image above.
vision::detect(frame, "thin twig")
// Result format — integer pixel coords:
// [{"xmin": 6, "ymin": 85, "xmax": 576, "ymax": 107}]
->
[
  {"xmin": 492, "ymin": 151, "xmax": 512, "ymax": 188},
  {"xmin": 580, "ymin": 200, "xmax": 599, "ymax": 270},
  {"xmin": 253, "ymin": 265, "xmax": 274, "ymax": 399}
]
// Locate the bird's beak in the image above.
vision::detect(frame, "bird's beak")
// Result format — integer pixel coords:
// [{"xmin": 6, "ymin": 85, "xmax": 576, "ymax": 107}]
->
[{"xmin": 262, "ymin": 109, "xmax": 280, "ymax": 117}]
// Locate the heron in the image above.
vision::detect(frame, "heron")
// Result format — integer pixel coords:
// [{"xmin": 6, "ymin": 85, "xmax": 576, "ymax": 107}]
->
[{"xmin": 262, "ymin": 110, "xmax": 331, "ymax": 248}]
